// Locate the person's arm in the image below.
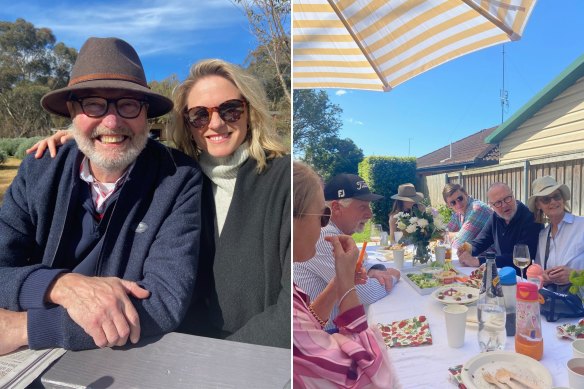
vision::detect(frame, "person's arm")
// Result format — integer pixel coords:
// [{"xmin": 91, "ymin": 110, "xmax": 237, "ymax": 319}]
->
[
  {"xmin": 389, "ymin": 213, "xmax": 398, "ymax": 242},
  {"xmin": 26, "ymin": 129, "xmax": 73, "ymax": 158},
  {"xmin": 452, "ymin": 204, "xmax": 492, "ymax": 249},
  {"xmin": 0, "ymin": 309, "xmax": 28, "ymax": 356},
  {"xmin": 470, "ymin": 216, "xmax": 495, "ymax": 258}
]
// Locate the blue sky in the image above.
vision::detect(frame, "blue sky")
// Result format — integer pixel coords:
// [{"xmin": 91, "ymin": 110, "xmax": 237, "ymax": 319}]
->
[
  {"xmin": 326, "ymin": 0, "xmax": 584, "ymax": 158},
  {"xmin": 0, "ymin": 0, "xmax": 259, "ymax": 82}
]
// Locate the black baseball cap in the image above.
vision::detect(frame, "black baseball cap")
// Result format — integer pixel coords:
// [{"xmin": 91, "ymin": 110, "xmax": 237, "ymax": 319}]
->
[{"xmin": 324, "ymin": 174, "xmax": 384, "ymax": 202}]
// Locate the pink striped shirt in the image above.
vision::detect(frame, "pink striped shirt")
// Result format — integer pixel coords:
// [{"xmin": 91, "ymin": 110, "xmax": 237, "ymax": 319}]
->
[{"xmin": 293, "ymin": 285, "xmax": 399, "ymax": 388}]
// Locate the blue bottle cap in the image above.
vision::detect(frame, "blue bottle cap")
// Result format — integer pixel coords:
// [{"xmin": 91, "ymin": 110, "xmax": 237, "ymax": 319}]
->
[{"xmin": 499, "ymin": 267, "xmax": 517, "ymax": 285}]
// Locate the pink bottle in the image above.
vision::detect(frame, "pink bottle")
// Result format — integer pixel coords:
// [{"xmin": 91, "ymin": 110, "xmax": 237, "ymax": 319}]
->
[{"xmin": 526, "ymin": 264, "xmax": 543, "ymax": 288}]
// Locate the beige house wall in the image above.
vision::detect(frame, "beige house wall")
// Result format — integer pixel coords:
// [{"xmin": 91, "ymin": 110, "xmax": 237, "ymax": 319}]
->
[{"xmin": 499, "ymin": 76, "xmax": 584, "ymax": 163}]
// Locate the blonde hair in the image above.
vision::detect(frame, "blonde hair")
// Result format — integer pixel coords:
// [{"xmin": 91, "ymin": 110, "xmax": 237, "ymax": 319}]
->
[
  {"xmin": 293, "ymin": 161, "xmax": 322, "ymax": 218},
  {"xmin": 169, "ymin": 58, "xmax": 288, "ymax": 172}
]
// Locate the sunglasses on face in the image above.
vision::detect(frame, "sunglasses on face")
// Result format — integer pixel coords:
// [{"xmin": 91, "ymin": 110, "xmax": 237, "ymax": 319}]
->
[
  {"xmin": 184, "ymin": 99, "xmax": 246, "ymax": 129},
  {"xmin": 71, "ymin": 96, "xmax": 147, "ymax": 119},
  {"xmin": 490, "ymin": 195, "xmax": 514, "ymax": 208},
  {"xmin": 538, "ymin": 192, "xmax": 563, "ymax": 204},
  {"xmin": 300, "ymin": 207, "xmax": 331, "ymax": 227},
  {"xmin": 449, "ymin": 195, "xmax": 465, "ymax": 206}
]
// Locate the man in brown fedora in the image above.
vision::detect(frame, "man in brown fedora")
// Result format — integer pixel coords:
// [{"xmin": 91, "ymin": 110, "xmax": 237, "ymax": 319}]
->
[
  {"xmin": 0, "ymin": 37, "xmax": 202, "ymax": 355},
  {"xmin": 294, "ymin": 173, "xmax": 401, "ymax": 331}
]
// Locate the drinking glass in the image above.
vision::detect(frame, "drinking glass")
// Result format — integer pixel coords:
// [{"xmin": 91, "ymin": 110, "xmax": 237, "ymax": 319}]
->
[
  {"xmin": 370, "ymin": 223, "xmax": 382, "ymax": 244},
  {"xmin": 393, "ymin": 231, "xmax": 403, "ymax": 244},
  {"xmin": 513, "ymin": 244, "xmax": 531, "ymax": 280}
]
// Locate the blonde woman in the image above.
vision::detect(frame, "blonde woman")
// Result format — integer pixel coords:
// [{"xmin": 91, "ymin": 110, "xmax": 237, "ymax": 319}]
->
[
  {"xmin": 28, "ymin": 59, "xmax": 291, "ymax": 348},
  {"xmin": 293, "ymin": 161, "xmax": 398, "ymax": 388}
]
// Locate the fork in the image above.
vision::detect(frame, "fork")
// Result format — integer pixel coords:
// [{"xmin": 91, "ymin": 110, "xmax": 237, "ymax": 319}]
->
[
  {"xmin": 496, "ymin": 368, "xmax": 541, "ymax": 389},
  {"xmin": 482, "ymin": 372, "xmax": 507, "ymax": 389},
  {"xmin": 494, "ymin": 369, "xmax": 521, "ymax": 389}
]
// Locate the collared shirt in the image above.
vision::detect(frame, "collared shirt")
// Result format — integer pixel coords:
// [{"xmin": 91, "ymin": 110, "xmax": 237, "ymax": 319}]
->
[
  {"xmin": 472, "ymin": 201, "xmax": 542, "ymax": 271},
  {"xmin": 535, "ymin": 212, "xmax": 584, "ymax": 270},
  {"xmin": 293, "ymin": 221, "xmax": 391, "ymax": 330},
  {"xmin": 447, "ymin": 196, "xmax": 492, "ymax": 249},
  {"xmin": 79, "ymin": 157, "xmax": 133, "ymax": 214}
]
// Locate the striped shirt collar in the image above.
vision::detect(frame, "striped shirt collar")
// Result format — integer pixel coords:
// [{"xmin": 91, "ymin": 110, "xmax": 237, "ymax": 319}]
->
[{"xmin": 79, "ymin": 157, "xmax": 134, "ymax": 214}]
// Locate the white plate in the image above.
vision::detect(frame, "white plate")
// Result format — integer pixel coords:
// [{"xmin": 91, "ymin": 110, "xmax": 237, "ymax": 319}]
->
[
  {"xmin": 431, "ymin": 285, "xmax": 480, "ymax": 305},
  {"xmin": 461, "ymin": 351, "xmax": 552, "ymax": 389}
]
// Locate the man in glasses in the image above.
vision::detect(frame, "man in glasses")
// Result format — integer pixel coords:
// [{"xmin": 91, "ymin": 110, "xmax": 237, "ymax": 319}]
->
[
  {"xmin": 294, "ymin": 173, "xmax": 400, "ymax": 331},
  {"xmin": 457, "ymin": 182, "xmax": 541, "ymax": 272},
  {"xmin": 443, "ymin": 183, "xmax": 492, "ymax": 250},
  {"xmin": 0, "ymin": 37, "xmax": 202, "ymax": 355}
]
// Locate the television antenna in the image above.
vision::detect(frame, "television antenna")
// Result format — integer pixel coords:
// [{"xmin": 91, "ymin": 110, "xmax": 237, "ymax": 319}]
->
[{"xmin": 500, "ymin": 45, "xmax": 509, "ymax": 123}]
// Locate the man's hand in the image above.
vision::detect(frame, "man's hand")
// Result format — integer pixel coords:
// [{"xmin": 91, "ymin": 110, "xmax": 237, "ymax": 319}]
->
[
  {"xmin": 0, "ymin": 309, "xmax": 28, "ymax": 356},
  {"xmin": 47, "ymin": 274, "xmax": 150, "ymax": 348},
  {"xmin": 368, "ymin": 268, "xmax": 401, "ymax": 292},
  {"xmin": 546, "ymin": 265, "xmax": 572, "ymax": 285},
  {"xmin": 458, "ymin": 251, "xmax": 480, "ymax": 267}
]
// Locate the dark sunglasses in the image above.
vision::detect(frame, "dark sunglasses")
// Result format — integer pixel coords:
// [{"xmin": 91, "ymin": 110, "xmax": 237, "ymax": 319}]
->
[
  {"xmin": 184, "ymin": 99, "xmax": 246, "ymax": 129},
  {"xmin": 449, "ymin": 195, "xmax": 465, "ymax": 206},
  {"xmin": 300, "ymin": 207, "xmax": 331, "ymax": 227},
  {"xmin": 538, "ymin": 192, "xmax": 563, "ymax": 204}
]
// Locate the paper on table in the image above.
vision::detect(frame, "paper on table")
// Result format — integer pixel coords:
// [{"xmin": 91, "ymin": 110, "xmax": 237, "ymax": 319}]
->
[
  {"xmin": 0, "ymin": 347, "xmax": 66, "ymax": 389},
  {"xmin": 377, "ymin": 316, "xmax": 432, "ymax": 348}
]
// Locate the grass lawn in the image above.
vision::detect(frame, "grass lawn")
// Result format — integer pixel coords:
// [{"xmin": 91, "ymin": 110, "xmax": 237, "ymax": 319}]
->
[{"xmin": 0, "ymin": 157, "xmax": 20, "ymax": 205}]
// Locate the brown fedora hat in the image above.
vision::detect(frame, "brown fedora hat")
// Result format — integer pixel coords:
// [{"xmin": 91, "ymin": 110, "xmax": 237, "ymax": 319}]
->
[
  {"xmin": 41, "ymin": 37, "xmax": 172, "ymax": 118},
  {"xmin": 391, "ymin": 183, "xmax": 424, "ymax": 203}
]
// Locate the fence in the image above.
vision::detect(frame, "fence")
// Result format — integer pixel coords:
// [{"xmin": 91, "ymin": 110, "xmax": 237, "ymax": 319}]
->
[{"xmin": 421, "ymin": 151, "xmax": 584, "ymax": 216}]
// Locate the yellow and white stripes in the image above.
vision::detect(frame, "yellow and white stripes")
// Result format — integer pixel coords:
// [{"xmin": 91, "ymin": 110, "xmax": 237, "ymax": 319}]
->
[{"xmin": 293, "ymin": 0, "xmax": 537, "ymax": 91}]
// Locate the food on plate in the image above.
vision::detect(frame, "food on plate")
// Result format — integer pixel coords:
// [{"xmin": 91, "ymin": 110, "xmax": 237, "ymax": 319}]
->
[
  {"xmin": 406, "ymin": 273, "xmax": 440, "ymax": 289},
  {"xmin": 433, "ymin": 286, "xmax": 480, "ymax": 304},
  {"xmin": 380, "ymin": 243, "xmax": 405, "ymax": 251},
  {"xmin": 435, "ymin": 270, "xmax": 458, "ymax": 284}
]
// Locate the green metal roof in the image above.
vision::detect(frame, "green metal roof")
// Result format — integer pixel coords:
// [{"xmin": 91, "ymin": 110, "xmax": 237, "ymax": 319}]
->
[{"xmin": 486, "ymin": 53, "xmax": 584, "ymax": 144}]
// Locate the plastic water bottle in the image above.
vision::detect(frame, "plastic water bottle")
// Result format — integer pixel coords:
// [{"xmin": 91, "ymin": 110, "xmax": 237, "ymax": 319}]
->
[
  {"xmin": 526, "ymin": 264, "xmax": 544, "ymax": 289},
  {"xmin": 499, "ymin": 267, "xmax": 517, "ymax": 336},
  {"xmin": 478, "ymin": 253, "xmax": 506, "ymax": 352},
  {"xmin": 515, "ymin": 282, "xmax": 543, "ymax": 360}
]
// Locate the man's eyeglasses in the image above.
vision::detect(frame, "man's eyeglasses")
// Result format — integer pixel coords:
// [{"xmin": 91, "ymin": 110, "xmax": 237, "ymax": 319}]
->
[
  {"xmin": 300, "ymin": 207, "xmax": 331, "ymax": 227},
  {"xmin": 184, "ymin": 99, "xmax": 246, "ymax": 129},
  {"xmin": 490, "ymin": 195, "xmax": 514, "ymax": 208},
  {"xmin": 538, "ymin": 192, "xmax": 563, "ymax": 204},
  {"xmin": 70, "ymin": 96, "xmax": 147, "ymax": 119},
  {"xmin": 449, "ymin": 195, "xmax": 465, "ymax": 206}
]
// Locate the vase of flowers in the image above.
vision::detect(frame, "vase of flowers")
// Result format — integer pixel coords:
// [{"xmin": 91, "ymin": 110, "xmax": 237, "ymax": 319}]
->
[{"xmin": 394, "ymin": 207, "xmax": 446, "ymax": 266}]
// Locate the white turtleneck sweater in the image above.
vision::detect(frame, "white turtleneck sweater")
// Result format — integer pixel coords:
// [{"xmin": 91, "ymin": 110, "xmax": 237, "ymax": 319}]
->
[{"xmin": 198, "ymin": 142, "xmax": 249, "ymax": 235}]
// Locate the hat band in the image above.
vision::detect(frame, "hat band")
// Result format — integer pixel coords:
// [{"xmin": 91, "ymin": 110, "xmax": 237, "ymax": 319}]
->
[{"xmin": 69, "ymin": 73, "xmax": 149, "ymax": 88}]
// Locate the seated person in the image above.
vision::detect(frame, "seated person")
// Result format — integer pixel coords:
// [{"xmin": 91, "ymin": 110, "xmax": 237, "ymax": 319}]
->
[
  {"xmin": 528, "ymin": 176, "xmax": 584, "ymax": 290},
  {"xmin": 388, "ymin": 183, "xmax": 424, "ymax": 243},
  {"xmin": 0, "ymin": 37, "xmax": 202, "ymax": 355},
  {"xmin": 292, "ymin": 162, "xmax": 398, "ymax": 388},
  {"xmin": 294, "ymin": 173, "xmax": 400, "ymax": 330},
  {"xmin": 442, "ymin": 183, "xmax": 492, "ymax": 249}
]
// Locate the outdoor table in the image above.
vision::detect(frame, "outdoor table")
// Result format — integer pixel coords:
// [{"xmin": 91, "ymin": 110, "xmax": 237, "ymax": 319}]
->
[
  {"xmin": 364, "ymin": 244, "xmax": 574, "ymax": 388},
  {"xmin": 39, "ymin": 332, "xmax": 291, "ymax": 388}
]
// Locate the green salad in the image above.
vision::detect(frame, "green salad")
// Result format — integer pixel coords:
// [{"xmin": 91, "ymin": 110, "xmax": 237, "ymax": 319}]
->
[{"xmin": 406, "ymin": 273, "xmax": 440, "ymax": 289}]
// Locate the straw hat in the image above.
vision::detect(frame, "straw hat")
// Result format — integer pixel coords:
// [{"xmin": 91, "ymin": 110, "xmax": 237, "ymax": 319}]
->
[
  {"xmin": 527, "ymin": 176, "xmax": 570, "ymax": 212},
  {"xmin": 41, "ymin": 37, "xmax": 173, "ymax": 118},
  {"xmin": 390, "ymin": 183, "xmax": 424, "ymax": 203}
]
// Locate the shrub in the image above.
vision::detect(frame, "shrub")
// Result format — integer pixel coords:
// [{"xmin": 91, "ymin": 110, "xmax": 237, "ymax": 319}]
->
[
  {"xmin": 14, "ymin": 137, "xmax": 44, "ymax": 159},
  {"xmin": 0, "ymin": 138, "xmax": 26, "ymax": 156},
  {"xmin": 436, "ymin": 204, "xmax": 454, "ymax": 224},
  {"xmin": 0, "ymin": 148, "xmax": 7, "ymax": 164}
]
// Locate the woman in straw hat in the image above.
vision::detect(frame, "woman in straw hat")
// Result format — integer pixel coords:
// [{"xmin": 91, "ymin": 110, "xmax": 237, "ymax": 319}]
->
[
  {"xmin": 528, "ymin": 176, "xmax": 584, "ymax": 288},
  {"xmin": 28, "ymin": 59, "xmax": 290, "ymax": 348},
  {"xmin": 293, "ymin": 161, "xmax": 399, "ymax": 388},
  {"xmin": 388, "ymin": 183, "xmax": 424, "ymax": 243}
]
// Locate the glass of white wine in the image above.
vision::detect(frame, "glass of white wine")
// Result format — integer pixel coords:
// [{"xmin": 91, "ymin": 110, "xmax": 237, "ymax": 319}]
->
[
  {"xmin": 370, "ymin": 223, "xmax": 382, "ymax": 244},
  {"xmin": 513, "ymin": 244, "xmax": 531, "ymax": 280}
]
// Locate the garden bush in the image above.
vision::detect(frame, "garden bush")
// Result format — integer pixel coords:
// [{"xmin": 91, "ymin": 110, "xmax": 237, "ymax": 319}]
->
[
  {"xmin": 14, "ymin": 137, "xmax": 44, "ymax": 159},
  {"xmin": 0, "ymin": 138, "xmax": 27, "ymax": 156},
  {"xmin": 0, "ymin": 148, "xmax": 7, "ymax": 164}
]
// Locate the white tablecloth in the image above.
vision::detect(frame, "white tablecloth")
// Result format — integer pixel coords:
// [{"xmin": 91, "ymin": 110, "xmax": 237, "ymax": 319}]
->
[{"xmin": 364, "ymin": 244, "xmax": 576, "ymax": 388}]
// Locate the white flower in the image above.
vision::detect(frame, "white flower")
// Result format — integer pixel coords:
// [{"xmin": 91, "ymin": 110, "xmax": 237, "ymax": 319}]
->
[
  {"xmin": 406, "ymin": 224, "xmax": 417, "ymax": 234},
  {"xmin": 409, "ymin": 217, "xmax": 419, "ymax": 224},
  {"xmin": 417, "ymin": 219, "xmax": 429, "ymax": 228},
  {"xmin": 397, "ymin": 221, "xmax": 407, "ymax": 230}
]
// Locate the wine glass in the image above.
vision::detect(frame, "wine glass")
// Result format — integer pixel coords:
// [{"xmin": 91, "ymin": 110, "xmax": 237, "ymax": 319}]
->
[
  {"xmin": 513, "ymin": 244, "xmax": 531, "ymax": 280},
  {"xmin": 370, "ymin": 223, "xmax": 382, "ymax": 244},
  {"xmin": 393, "ymin": 231, "xmax": 403, "ymax": 244}
]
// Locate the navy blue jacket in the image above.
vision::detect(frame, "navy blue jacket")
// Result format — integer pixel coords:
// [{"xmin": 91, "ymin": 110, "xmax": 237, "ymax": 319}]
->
[
  {"xmin": 472, "ymin": 201, "xmax": 542, "ymax": 272},
  {"xmin": 0, "ymin": 140, "xmax": 202, "ymax": 350}
]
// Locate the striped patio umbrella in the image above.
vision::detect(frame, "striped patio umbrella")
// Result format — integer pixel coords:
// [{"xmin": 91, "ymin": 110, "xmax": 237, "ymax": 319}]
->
[{"xmin": 293, "ymin": 0, "xmax": 537, "ymax": 91}]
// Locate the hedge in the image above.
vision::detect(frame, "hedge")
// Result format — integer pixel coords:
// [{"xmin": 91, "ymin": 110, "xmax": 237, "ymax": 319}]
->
[
  {"xmin": 0, "ymin": 138, "xmax": 28, "ymax": 157},
  {"xmin": 14, "ymin": 137, "xmax": 44, "ymax": 159},
  {"xmin": 0, "ymin": 148, "xmax": 7, "ymax": 164},
  {"xmin": 358, "ymin": 156, "xmax": 417, "ymax": 232}
]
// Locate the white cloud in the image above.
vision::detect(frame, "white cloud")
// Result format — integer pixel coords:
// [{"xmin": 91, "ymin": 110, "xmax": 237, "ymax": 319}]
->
[
  {"xmin": 335, "ymin": 90, "xmax": 347, "ymax": 96},
  {"xmin": 347, "ymin": 118, "xmax": 364, "ymax": 125}
]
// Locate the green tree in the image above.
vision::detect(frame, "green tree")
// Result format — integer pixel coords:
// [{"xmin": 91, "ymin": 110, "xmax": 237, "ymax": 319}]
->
[
  {"xmin": 293, "ymin": 89, "xmax": 342, "ymax": 155},
  {"xmin": 305, "ymin": 136, "xmax": 364, "ymax": 181}
]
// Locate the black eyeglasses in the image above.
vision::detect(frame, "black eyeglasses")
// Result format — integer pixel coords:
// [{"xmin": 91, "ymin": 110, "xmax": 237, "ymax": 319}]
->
[
  {"xmin": 449, "ymin": 195, "xmax": 465, "ymax": 206},
  {"xmin": 490, "ymin": 195, "xmax": 514, "ymax": 208},
  {"xmin": 538, "ymin": 192, "xmax": 563, "ymax": 204},
  {"xmin": 300, "ymin": 207, "xmax": 331, "ymax": 227},
  {"xmin": 70, "ymin": 96, "xmax": 147, "ymax": 119},
  {"xmin": 184, "ymin": 99, "xmax": 246, "ymax": 129}
]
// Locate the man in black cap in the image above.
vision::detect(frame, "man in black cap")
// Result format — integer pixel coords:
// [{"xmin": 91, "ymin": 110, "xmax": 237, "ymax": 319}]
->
[
  {"xmin": 294, "ymin": 173, "xmax": 400, "ymax": 331},
  {"xmin": 0, "ymin": 37, "xmax": 202, "ymax": 355}
]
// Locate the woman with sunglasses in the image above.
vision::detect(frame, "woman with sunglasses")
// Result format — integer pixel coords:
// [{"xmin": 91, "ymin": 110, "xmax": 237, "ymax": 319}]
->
[
  {"xmin": 293, "ymin": 161, "xmax": 398, "ymax": 388},
  {"xmin": 388, "ymin": 183, "xmax": 424, "ymax": 243},
  {"xmin": 27, "ymin": 59, "xmax": 290, "ymax": 348},
  {"xmin": 528, "ymin": 176, "xmax": 584, "ymax": 290},
  {"xmin": 442, "ymin": 183, "xmax": 492, "ymax": 250}
]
